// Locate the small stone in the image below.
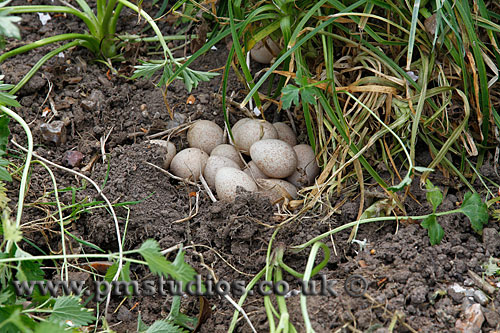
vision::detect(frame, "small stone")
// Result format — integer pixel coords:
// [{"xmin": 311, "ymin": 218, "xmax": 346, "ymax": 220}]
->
[
  {"xmin": 166, "ymin": 112, "xmax": 187, "ymax": 129},
  {"xmin": 473, "ymin": 290, "xmax": 489, "ymax": 306},
  {"xmin": 465, "ymin": 289, "xmax": 475, "ymax": 298},
  {"xmin": 40, "ymin": 121, "xmax": 66, "ymax": 145},
  {"xmin": 483, "ymin": 307, "xmax": 500, "ymax": 328},
  {"xmin": 455, "ymin": 303, "xmax": 484, "ymax": 333},
  {"xmin": 448, "ymin": 284, "xmax": 466, "ymax": 304},
  {"xmin": 62, "ymin": 151, "xmax": 84, "ymax": 168},
  {"xmin": 81, "ymin": 90, "xmax": 105, "ymax": 111},
  {"xmin": 464, "ymin": 279, "xmax": 474, "ymax": 287}
]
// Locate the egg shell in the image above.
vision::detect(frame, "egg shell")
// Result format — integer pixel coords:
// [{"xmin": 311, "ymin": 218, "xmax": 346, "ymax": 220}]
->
[
  {"xmin": 215, "ymin": 167, "xmax": 258, "ymax": 201},
  {"xmin": 273, "ymin": 122, "xmax": 297, "ymax": 146},
  {"xmin": 287, "ymin": 144, "xmax": 320, "ymax": 187},
  {"xmin": 250, "ymin": 139, "xmax": 297, "ymax": 178},
  {"xmin": 232, "ymin": 118, "xmax": 252, "ymax": 132},
  {"xmin": 149, "ymin": 140, "xmax": 177, "ymax": 169},
  {"xmin": 243, "ymin": 161, "xmax": 269, "ymax": 180},
  {"xmin": 204, "ymin": 156, "xmax": 241, "ymax": 188},
  {"xmin": 187, "ymin": 120, "xmax": 225, "ymax": 154},
  {"xmin": 211, "ymin": 144, "xmax": 244, "ymax": 168},
  {"xmin": 169, "ymin": 148, "xmax": 209, "ymax": 181},
  {"xmin": 250, "ymin": 38, "xmax": 281, "ymax": 64},
  {"xmin": 233, "ymin": 119, "xmax": 278, "ymax": 154},
  {"xmin": 257, "ymin": 179, "xmax": 297, "ymax": 203}
]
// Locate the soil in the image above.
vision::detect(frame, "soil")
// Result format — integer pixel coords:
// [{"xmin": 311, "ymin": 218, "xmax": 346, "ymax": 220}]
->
[{"xmin": 1, "ymin": 1, "xmax": 500, "ymax": 332}]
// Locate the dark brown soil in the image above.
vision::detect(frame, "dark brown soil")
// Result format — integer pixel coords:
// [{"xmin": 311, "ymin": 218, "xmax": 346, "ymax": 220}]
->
[{"xmin": 2, "ymin": 1, "xmax": 499, "ymax": 332}]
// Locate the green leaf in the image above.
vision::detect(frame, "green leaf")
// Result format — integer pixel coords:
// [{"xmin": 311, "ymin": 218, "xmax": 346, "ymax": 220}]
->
[
  {"xmin": 0, "ymin": 305, "xmax": 35, "ymax": 332},
  {"xmin": 483, "ymin": 257, "xmax": 500, "ymax": 276},
  {"xmin": 138, "ymin": 240, "xmax": 198, "ymax": 290},
  {"xmin": 0, "ymin": 92, "xmax": 20, "ymax": 108},
  {"xmin": 48, "ymin": 296, "xmax": 95, "ymax": 327},
  {"xmin": 17, "ymin": 260, "xmax": 44, "ymax": 282},
  {"xmin": 104, "ymin": 261, "xmax": 131, "ymax": 283},
  {"xmin": 167, "ymin": 295, "xmax": 197, "ymax": 329},
  {"xmin": 0, "ymin": 11, "xmax": 21, "ymax": 40},
  {"xmin": 2, "ymin": 211, "xmax": 21, "ymax": 243},
  {"xmin": 425, "ymin": 179, "xmax": 443, "ymax": 212},
  {"xmin": 0, "ymin": 167, "xmax": 11, "ymax": 182},
  {"xmin": 131, "ymin": 61, "xmax": 218, "ymax": 92},
  {"xmin": 34, "ymin": 321, "xmax": 67, "ymax": 333},
  {"xmin": 460, "ymin": 192, "xmax": 489, "ymax": 234},
  {"xmin": 281, "ymin": 85, "xmax": 300, "ymax": 109},
  {"xmin": 301, "ymin": 86, "xmax": 317, "ymax": 106},
  {"xmin": 413, "ymin": 166, "xmax": 434, "ymax": 172},
  {"xmin": 387, "ymin": 174, "xmax": 412, "ymax": 192},
  {"xmin": 0, "ymin": 115, "xmax": 10, "ymax": 153},
  {"xmin": 0, "ymin": 289, "xmax": 12, "ymax": 305},
  {"xmin": 146, "ymin": 319, "xmax": 187, "ymax": 333},
  {"xmin": 421, "ymin": 214, "xmax": 444, "ymax": 245},
  {"xmin": 137, "ymin": 313, "xmax": 149, "ymax": 332}
]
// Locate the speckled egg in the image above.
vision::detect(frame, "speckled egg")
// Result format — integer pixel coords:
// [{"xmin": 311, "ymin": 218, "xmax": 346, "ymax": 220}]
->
[
  {"xmin": 211, "ymin": 144, "xmax": 244, "ymax": 168},
  {"xmin": 250, "ymin": 38, "xmax": 281, "ymax": 64},
  {"xmin": 287, "ymin": 144, "xmax": 320, "ymax": 187},
  {"xmin": 243, "ymin": 161, "xmax": 269, "ymax": 180},
  {"xmin": 232, "ymin": 119, "xmax": 278, "ymax": 154},
  {"xmin": 257, "ymin": 179, "xmax": 298, "ymax": 203},
  {"xmin": 149, "ymin": 140, "xmax": 177, "ymax": 169},
  {"xmin": 215, "ymin": 167, "xmax": 258, "ymax": 201},
  {"xmin": 204, "ymin": 156, "xmax": 241, "ymax": 188},
  {"xmin": 250, "ymin": 139, "xmax": 297, "ymax": 178},
  {"xmin": 273, "ymin": 122, "xmax": 297, "ymax": 146},
  {"xmin": 187, "ymin": 120, "xmax": 224, "ymax": 154},
  {"xmin": 169, "ymin": 148, "xmax": 209, "ymax": 181}
]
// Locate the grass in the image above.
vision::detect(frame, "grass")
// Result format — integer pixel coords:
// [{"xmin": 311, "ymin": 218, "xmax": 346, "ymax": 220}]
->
[
  {"xmin": 211, "ymin": 0, "xmax": 499, "ymax": 330},
  {"xmin": 0, "ymin": 0, "xmax": 218, "ymax": 95},
  {"xmin": 0, "ymin": 97, "xmax": 200, "ymax": 330}
]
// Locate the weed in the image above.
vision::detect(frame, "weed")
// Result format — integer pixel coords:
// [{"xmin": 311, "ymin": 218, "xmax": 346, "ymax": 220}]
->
[{"xmin": 0, "ymin": 1, "xmax": 218, "ymax": 94}]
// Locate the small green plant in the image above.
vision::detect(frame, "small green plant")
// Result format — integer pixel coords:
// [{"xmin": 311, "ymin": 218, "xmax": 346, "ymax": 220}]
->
[
  {"xmin": 0, "ymin": 238, "xmax": 198, "ymax": 331},
  {"xmin": 483, "ymin": 257, "xmax": 500, "ymax": 276},
  {"xmin": 0, "ymin": 0, "xmax": 20, "ymax": 49},
  {"xmin": 0, "ymin": 0, "xmax": 217, "ymax": 94},
  {"xmin": 421, "ymin": 180, "xmax": 489, "ymax": 245},
  {"xmin": 228, "ymin": 241, "xmax": 330, "ymax": 333}
]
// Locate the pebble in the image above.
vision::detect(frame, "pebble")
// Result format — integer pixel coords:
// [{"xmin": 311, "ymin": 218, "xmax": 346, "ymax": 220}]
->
[
  {"xmin": 62, "ymin": 151, "xmax": 84, "ymax": 168},
  {"xmin": 166, "ymin": 113, "xmax": 187, "ymax": 129},
  {"xmin": 464, "ymin": 279, "xmax": 474, "ymax": 287},
  {"xmin": 455, "ymin": 303, "xmax": 484, "ymax": 333},
  {"xmin": 448, "ymin": 283, "xmax": 466, "ymax": 303},
  {"xmin": 40, "ymin": 121, "xmax": 66, "ymax": 145},
  {"xmin": 473, "ymin": 290, "xmax": 489, "ymax": 306},
  {"xmin": 483, "ymin": 307, "xmax": 500, "ymax": 328},
  {"xmin": 81, "ymin": 90, "xmax": 105, "ymax": 111}
]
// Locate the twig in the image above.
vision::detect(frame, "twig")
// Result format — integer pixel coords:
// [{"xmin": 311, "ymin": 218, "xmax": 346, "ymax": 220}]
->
[
  {"xmin": 145, "ymin": 122, "xmax": 191, "ymax": 140},
  {"xmin": 144, "ymin": 161, "xmax": 198, "ymax": 186},
  {"xmin": 100, "ymin": 126, "xmax": 114, "ymax": 163},
  {"xmin": 199, "ymin": 173, "xmax": 217, "ymax": 202},
  {"xmin": 363, "ymin": 293, "xmax": 418, "ymax": 333}
]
